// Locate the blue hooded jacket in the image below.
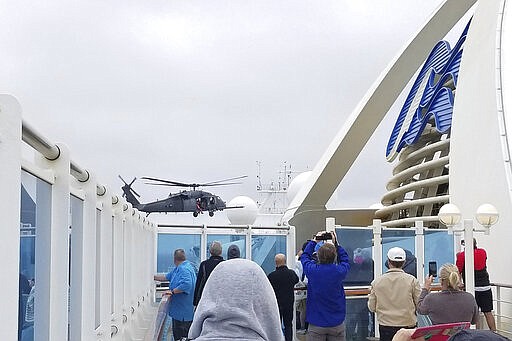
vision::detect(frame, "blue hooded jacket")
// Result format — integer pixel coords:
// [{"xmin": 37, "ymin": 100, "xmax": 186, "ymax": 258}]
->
[{"xmin": 300, "ymin": 240, "xmax": 350, "ymax": 327}]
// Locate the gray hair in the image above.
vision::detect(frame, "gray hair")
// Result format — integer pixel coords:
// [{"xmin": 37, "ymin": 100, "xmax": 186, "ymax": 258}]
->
[{"xmin": 209, "ymin": 241, "xmax": 222, "ymax": 256}]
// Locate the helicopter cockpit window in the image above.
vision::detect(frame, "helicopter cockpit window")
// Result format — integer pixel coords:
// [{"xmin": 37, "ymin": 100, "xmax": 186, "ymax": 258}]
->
[{"xmin": 209, "ymin": 197, "xmax": 215, "ymax": 204}]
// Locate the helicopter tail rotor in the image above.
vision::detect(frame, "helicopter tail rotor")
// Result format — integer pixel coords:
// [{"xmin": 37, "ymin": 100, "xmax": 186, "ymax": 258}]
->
[{"xmin": 118, "ymin": 175, "xmax": 141, "ymax": 198}]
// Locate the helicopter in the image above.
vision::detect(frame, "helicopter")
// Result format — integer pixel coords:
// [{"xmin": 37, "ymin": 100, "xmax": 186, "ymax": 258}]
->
[{"xmin": 119, "ymin": 175, "xmax": 247, "ymax": 217}]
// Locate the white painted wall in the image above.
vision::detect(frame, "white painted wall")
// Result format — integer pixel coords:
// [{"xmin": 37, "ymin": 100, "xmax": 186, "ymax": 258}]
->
[{"xmin": 450, "ymin": 0, "xmax": 512, "ymax": 285}]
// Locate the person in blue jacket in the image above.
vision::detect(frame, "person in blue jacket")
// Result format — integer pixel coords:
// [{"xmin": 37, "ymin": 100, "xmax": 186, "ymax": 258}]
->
[
  {"xmin": 300, "ymin": 231, "xmax": 350, "ymax": 341},
  {"xmin": 155, "ymin": 248, "xmax": 197, "ymax": 341}
]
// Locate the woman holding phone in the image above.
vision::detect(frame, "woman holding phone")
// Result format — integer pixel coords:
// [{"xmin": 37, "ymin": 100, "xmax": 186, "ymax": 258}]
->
[
  {"xmin": 417, "ymin": 263, "xmax": 479, "ymax": 325},
  {"xmin": 391, "ymin": 264, "xmax": 479, "ymax": 341}
]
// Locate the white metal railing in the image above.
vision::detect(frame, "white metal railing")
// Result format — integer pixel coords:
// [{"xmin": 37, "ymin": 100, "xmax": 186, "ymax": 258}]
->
[
  {"xmin": 492, "ymin": 283, "xmax": 512, "ymax": 337},
  {"xmin": 0, "ymin": 94, "xmax": 157, "ymax": 341}
]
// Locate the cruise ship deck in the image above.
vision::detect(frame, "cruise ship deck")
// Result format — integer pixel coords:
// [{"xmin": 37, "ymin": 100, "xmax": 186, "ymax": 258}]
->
[{"xmin": 3, "ymin": 0, "xmax": 512, "ymax": 340}]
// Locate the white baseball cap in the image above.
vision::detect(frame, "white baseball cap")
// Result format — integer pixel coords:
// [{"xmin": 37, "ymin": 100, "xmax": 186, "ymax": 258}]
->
[{"xmin": 387, "ymin": 247, "xmax": 406, "ymax": 261}]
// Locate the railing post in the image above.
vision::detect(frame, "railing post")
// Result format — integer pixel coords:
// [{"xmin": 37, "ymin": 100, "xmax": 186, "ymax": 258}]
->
[
  {"xmin": 201, "ymin": 224, "xmax": 208, "ymax": 262},
  {"xmin": 122, "ymin": 204, "xmax": 133, "ymax": 336},
  {"xmin": 146, "ymin": 221, "xmax": 154, "ymax": 304},
  {"xmin": 463, "ymin": 219, "xmax": 475, "ymax": 297},
  {"xmin": 325, "ymin": 217, "xmax": 335, "ymax": 233},
  {"xmin": 0, "ymin": 95, "xmax": 22, "ymax": 341},
  {"xmin": 372, "ymin": 219, "xmax": 383, "ymax": 278},
  {"xmin": 415, "ymin": 221, "xmax": 425, "ymax": 285},
  {"xmin": 287, "ymin": 225, "xmax": 296, "ymax": 269},
  {"xmin": 35, "ymin": 143, "xmax": 70, "ymax": 341},
  {"xmin": 372, "ymin": 219, "xmax": 382, "ymax": 339},
  {"xmin": 132, "ymin": 213, "xmax": 141, "ymax": 318},
  {"xmin": 152, "ymin": 224, "xmax": 158, "ymax": 303},
  {"xmin": 97, "ymin": 187, "xmax": 113, "ymax": 340},
  {"xmin": 72, "ymin": 172, "xmax": 98, "ymax": 341},
  {"xmin": 111, "ymin": 196, "xmax": 124, "ymax": 339},
  {"xmin": 69, "ymin": 176, "xmax": 92, "ymax": 341},
  {"xmin": 496, "ymin": 286, "xmax": 501, "ymax": 331},
  {"xmin": 246, "ymin": 225, "xmax": 253, "ymax": 260},
  {"xmin": 286, "ymin": 225, "xmax": 297, "ymax": 340}
]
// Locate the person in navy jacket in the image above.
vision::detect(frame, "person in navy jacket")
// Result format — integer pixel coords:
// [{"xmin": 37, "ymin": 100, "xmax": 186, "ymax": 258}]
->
[{"xmin": 300, "ymin": 231, "xmax": 350, "ymax": 340}]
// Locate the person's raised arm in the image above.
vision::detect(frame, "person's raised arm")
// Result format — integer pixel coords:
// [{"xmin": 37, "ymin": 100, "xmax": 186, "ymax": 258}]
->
[
  {"xmin": 336, "ymin": 245, "xmax": 350, "ymax": 278},
  {"xmin": 417, "ymin": 276, "xmax": 433, "ymax": 314},
  {"xmin": 300, "ymin": 240, "xmax": 317, "ymax": 276}
]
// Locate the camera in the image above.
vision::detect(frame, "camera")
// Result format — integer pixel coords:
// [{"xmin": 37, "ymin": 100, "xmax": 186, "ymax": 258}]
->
[
  {"xmin": 315, "ymin": 231, "xmax": 333, "ymax": 241},
  {"xmin": 314, "ymin": 231, "xmax": 338, "ymax": 246}
]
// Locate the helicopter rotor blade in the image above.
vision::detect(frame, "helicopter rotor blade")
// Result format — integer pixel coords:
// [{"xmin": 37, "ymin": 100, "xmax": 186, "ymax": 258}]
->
[
  {"xmin": 142, "ymin": 175, "xmax": 247, "ymax": 189},
  {"xmin": 130, "ymin": 187, "xmax": 141, "ymax": 198},
  {"xmin": 199, "ymin": 182, "xmax": 244, "ymax": 187},
  {"xmin": 202, "ymin": 175, "xmax": 248, "ymax": 186},
  {"xmin": 144, "ymin": 182, "xmax": 243, "ymax": 188},
  {"xmin": 118, "ymin": 175, "xmax": 128, "ymax": 185},
  {"xmin": 144, "ymin": 182, "xmax": 185, "ymax": 187},
  {"xmin": 141, "ymin": 176, "xmax": 192, "ymax": 187}
]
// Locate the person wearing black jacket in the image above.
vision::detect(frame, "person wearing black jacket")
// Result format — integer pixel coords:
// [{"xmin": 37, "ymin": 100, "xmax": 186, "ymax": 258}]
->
[
  {"xmin": 193, "ymin": 241, "xmax": 224, "ymax": 306},
  {"xmin": 268, "ymin": 253, "xmax": 299, "ymax": 341}
]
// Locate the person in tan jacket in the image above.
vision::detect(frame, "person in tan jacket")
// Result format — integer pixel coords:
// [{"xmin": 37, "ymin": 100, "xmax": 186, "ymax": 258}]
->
[{"xmin": 368, "ymin": 247, "xmax": 421, "ymax": 341}]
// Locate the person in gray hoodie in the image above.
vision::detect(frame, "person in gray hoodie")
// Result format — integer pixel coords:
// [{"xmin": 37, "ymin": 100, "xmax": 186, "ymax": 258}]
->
[{"xmin": 188, "ymin": 258, "xmax": 284, "ymax": 341}]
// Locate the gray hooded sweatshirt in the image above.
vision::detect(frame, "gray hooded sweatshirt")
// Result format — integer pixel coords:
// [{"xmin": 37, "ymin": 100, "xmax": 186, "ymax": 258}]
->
[{"xmin": 188, "ymin": 259, "xmax": 284, "ymax": 341}]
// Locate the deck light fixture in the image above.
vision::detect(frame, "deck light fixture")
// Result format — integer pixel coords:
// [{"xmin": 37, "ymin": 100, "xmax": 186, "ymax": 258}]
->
[
  {"xmin": 438, "ymin": 203, "xmax": 461, "ymax": 234},
  {"xmin": 437, "ymin": 203, "xmax": 499, "ymax": 296}
]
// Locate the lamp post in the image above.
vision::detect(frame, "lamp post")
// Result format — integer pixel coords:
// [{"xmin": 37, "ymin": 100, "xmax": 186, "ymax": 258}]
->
[{"xmin": 438, "ymin": 203, "xmax": 499, "ymax": 296}]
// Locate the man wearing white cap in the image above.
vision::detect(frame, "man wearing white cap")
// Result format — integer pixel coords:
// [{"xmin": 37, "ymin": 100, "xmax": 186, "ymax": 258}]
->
[{"xmin": 368, "ymin": 247, "xmax": 421, "ymax": 341}]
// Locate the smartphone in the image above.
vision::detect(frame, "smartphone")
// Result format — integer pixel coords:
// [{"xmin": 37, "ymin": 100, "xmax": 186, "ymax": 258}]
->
[{"xmin": 428, "ymin": 261, "xmax": 437, "ymax": 277}]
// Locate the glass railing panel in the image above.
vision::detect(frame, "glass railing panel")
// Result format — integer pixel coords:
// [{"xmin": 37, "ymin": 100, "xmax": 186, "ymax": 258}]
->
[
  {"xmin": 424, "ymin": 230, "xmax": 454, "ymax": 283},
  {"xmin": 206, "ymin": 235, "xmax": 246, "ymax": 259},
  {"xmin": 19, "ymin": 170, "xmax": 52, "ymax": 341},
  {"xmin": 157, "ymin": 234, "xmax": 201, "ymax": 274},
  {"xmin": 336, "ymin": 228, "xmax": 374, "ymax": 286},
  {"xmin": 69, "ymin": 195, "xmax": 83, "ymax": 341},
  {"xmin": 382, "ymin": 229, "xmax": 416, "ymax": 276},
  {"xmin": 345, "ymin": 295, "xmax": 374, "ymax": 341},
  {"xmin": 251, "ymin": 235, "xmax": 286, "ymax": 275}
]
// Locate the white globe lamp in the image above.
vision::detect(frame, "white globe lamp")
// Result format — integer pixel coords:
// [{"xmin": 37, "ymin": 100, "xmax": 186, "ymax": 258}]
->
[
  {"xmin": 438, "ymin": 203, "xmax": 461, "ymax": 234},
  {"xmin": 226, "ymin": 196, "xmax": 258, "ymax": 225},
  {"xmin": 475, "ymin": 204, "xmax": 499, "ymax": 234}
]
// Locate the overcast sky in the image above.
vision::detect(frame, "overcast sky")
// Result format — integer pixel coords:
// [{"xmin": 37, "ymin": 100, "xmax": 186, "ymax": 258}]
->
[{"xmin": 2, "ymin": 0, "xmax": 467, "ymax": 223}]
